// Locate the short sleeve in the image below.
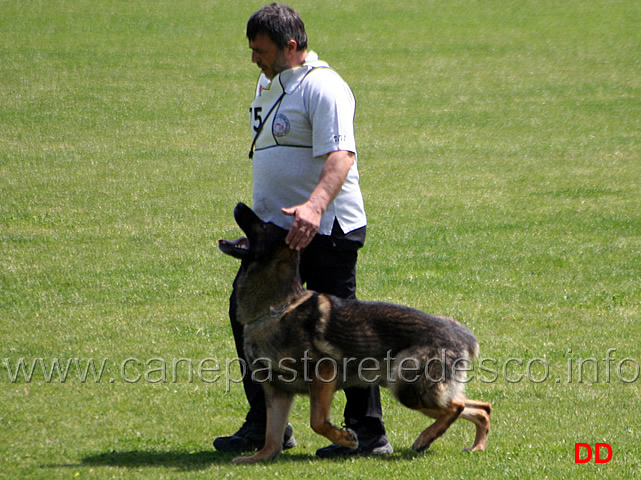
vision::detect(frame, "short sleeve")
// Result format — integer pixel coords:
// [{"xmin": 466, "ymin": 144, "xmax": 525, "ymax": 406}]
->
[{"xmin": 304, "ymin": 69, "xmax": 357, "ymax": 158}]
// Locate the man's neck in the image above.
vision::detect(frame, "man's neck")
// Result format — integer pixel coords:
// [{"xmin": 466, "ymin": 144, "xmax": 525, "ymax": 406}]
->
[{"xmin": 288, "ymin": 49, "xmax": 308, "ymax": 69}]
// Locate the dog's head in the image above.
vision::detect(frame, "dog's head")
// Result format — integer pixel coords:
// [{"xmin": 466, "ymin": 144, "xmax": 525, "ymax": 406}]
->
[
  {"xmin": 218, "ymin": 202, "xmax": 289, "ymax": 262},
  {"xmin": 219, "ymin": 203, "xmax": 302, "ymax": 312}
]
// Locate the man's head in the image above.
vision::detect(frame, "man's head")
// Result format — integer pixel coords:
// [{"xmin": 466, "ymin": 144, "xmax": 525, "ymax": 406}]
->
[
  {"xmin": 247, "ymin": 3, "xmax": 308, "ymax": 51},
  {"xmin": 247, "ymin": 3, "xmax": 308, "ymax": 79}
]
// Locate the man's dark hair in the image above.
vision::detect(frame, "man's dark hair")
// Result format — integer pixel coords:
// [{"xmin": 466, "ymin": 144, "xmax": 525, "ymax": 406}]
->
[{"xmin": 247, "ymin": 3, "xmax": 308, "ymax": 51}]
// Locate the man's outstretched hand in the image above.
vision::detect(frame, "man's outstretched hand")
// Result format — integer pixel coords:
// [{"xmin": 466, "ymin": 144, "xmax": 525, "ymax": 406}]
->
[{"xmin": 282, "ymin": 201, "xmax": 322, "ymax": 251}]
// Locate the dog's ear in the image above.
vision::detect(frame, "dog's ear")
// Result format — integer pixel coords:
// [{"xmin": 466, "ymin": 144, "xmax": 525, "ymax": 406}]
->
[{"xmin": 234, "ymin": 203, "xmax": 264, "ymax": 238}]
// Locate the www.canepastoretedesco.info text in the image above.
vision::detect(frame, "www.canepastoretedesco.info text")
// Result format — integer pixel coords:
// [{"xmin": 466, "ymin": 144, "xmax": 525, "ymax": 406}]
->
[{"xmin": 3, "ymin": 349, "xmax": 639, "ymax": 389}]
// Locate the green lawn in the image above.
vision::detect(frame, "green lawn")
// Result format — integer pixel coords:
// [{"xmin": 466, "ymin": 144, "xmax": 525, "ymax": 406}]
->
[{"xmin": 1, "ymin": 0, "xmax": 640, "ymax": 478}]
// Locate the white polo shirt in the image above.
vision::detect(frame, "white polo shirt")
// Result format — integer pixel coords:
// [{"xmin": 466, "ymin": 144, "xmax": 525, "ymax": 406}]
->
[{"xmin": 249, "ymin": 52, "xmax": 367, "ymax": 236}]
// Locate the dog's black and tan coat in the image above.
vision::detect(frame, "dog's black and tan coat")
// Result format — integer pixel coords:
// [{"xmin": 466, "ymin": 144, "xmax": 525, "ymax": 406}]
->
[{"xmin": 219, "ymin": 203, "xmax": 491, "ymax": 463}]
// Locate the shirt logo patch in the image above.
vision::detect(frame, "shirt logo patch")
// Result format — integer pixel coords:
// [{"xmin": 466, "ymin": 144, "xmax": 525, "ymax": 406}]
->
[{"xmin": 273, "ymin": 114, "xmax": 290, "ymax": 137}]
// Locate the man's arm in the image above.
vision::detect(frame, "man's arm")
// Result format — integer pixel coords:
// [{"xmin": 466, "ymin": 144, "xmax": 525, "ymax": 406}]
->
[{"xmin": 281, "ymin": 150, "xmax": 355, "ymax": 251}]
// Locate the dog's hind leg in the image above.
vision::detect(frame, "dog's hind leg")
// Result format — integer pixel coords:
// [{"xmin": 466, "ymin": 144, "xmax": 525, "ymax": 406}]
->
[
  {"xmin": 309, "ymin": 361, "xmax": 358, "ymax": 450},
  {"xmin": 460, "ymin": 398, "xmax": 492, "ymax": 452},
  {"xmin": 412, "ymin": 399, "xmax": 465, "ymax": 452},
  {"xmin": 233, "ymin": 384, "xmax": 295, "ymax": 464}
]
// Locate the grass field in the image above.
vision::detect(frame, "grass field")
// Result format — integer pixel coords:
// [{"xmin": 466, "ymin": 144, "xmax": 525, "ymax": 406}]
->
[{"xmin": 1, "ymin": 0, "xmax": 640, "ymax": 478}]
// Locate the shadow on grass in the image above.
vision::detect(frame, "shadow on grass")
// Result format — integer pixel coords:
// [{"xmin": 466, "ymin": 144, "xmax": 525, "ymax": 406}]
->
[
  {"xmin": 79, "ymin": 449, "xmax": 235, "ymax": 471},
  {"xmin": 46, "ymin": 447, "xmax": 426, "ymax": 471}
]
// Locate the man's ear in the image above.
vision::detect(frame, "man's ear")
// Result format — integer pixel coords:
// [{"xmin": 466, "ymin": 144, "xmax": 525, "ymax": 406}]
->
[{"xmin": 285, "ymin": 39, "xmax": 298, "ymax": 54}]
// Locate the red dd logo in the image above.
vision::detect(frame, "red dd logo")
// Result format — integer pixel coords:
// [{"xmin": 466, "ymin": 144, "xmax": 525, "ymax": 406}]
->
[{"xmin": 575, "ymin": 443, "xmax": 612, "ymax": 464}]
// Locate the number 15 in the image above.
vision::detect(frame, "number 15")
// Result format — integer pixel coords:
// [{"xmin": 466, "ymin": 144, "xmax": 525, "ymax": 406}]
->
[{"xmin": 250, "ymin": 107, "xmax": 263, "ymax": 133}]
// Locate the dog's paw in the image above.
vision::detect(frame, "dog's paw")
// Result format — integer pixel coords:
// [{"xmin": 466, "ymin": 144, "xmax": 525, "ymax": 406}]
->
[
  {"xmin": 412, "ymin": 438, "xmax": 431, "ymax": 453},
  {"xmin": 463, "ymin": 444, "xmax": 487, "ymax": 452},
  {"xmin": 232, "ymin": 454, "xmax": 258, "ymax": 464},
  {"xmin": 344, "ymin": 428, "xmax": 359, "ymax": 450},
  {"xmin": 232, "ymin": 449, "xmax": 280, "ymax": 464}
]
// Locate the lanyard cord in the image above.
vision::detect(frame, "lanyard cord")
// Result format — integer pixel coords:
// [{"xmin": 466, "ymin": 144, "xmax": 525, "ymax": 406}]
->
[
  {"xmin": 248, "ymin": 66, "xmax": 324, "ymax": 160},
  {"xmin": 248, "ymin": 90, "xmax": 286, "ymax": 160}
]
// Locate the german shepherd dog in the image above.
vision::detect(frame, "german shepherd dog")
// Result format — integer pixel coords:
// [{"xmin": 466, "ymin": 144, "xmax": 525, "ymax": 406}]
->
[{"xmin": 219, "ymin": 203, "xmax": 491, "ymax": 464}]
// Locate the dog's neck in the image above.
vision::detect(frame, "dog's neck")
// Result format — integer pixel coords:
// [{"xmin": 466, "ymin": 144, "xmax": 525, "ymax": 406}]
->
[{"xmin": 235, "ymin": 246, "xmax": 306, "ymax": 325}]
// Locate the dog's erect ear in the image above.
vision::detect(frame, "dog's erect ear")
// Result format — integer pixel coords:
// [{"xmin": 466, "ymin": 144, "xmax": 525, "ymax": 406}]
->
[
  {"xmin": 233, "ymin": 203, "xmax": 263, "ymax": 232},
  {"xmin": 233, "ymin": 203, "xmax": 267, "ymax": 245}
]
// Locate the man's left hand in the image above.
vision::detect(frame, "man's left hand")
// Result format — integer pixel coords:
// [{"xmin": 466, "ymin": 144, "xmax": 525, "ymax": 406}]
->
[{"xmin": 282, "ymin": 202, "xmax": 322, "ymax": 251}]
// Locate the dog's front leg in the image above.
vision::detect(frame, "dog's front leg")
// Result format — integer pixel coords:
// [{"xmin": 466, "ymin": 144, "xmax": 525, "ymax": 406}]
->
[
  {"xmin": 233, "ymin": 383, "xmax": 294, "ymax": 464},
  {"xmin": 309, "ymin": 361, "xmax": 359, "ymax": 450}
]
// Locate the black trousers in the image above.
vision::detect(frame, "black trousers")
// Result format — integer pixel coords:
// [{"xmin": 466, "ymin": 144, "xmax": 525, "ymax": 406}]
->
[{"xmin": 229, "ymin": 235, "xmax": 386, "ymax": 436}]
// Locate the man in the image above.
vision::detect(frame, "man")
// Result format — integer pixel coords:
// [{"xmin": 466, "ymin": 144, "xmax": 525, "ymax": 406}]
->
[{"xmin": 214, "ymin": 3, "xmax": 392, "ymax": 458}]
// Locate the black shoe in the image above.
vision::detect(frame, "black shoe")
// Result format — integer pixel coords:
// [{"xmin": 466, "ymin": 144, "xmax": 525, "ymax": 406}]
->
[
  {"xmin": 316, "ymin": 422, "xmax": 393, "ymax": 459},
  {"xmin": 213, "ymin": 422, "xmax": 296, "ymax": 453}
]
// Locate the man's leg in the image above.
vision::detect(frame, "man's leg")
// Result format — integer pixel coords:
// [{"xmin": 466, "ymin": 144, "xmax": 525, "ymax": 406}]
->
[{"xmin": 299, "ymin": 242, "xmax": 392, "ymax": 457}]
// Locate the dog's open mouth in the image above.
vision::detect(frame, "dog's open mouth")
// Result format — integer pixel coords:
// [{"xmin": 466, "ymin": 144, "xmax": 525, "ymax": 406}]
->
[{"xmin": 219, "ymin": 237, "xmax": 250, "ymax": 257}]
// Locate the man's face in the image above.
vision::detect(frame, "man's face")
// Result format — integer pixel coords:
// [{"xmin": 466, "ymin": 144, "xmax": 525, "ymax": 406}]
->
[{"xmin": 249, "ymin": 33, "xmax": 289, "ymax": 80}]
